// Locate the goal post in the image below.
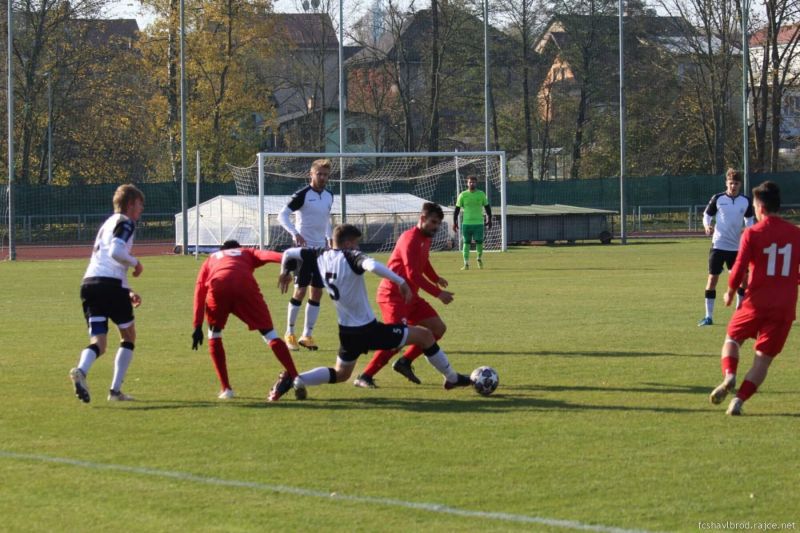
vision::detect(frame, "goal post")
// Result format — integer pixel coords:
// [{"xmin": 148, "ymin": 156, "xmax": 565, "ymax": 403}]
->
[{"xmin": 221, "ymin": 151, "xmax": 507, "ymax": 253}]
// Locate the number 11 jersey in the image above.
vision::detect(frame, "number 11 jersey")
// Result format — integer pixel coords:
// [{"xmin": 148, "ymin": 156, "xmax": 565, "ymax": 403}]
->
[{"xmin": 729, "ymin": 216, "xmax": 800, "ymax": 320}]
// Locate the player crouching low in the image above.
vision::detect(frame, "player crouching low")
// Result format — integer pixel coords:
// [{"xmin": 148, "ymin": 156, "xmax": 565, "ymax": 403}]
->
[
  {"xmin": 191, "ymin": 240, "xmax": 300, "ymax": 401},
  {"xmin": 279, "ymin": 224, "xmax": 472, "ymax": 399}
]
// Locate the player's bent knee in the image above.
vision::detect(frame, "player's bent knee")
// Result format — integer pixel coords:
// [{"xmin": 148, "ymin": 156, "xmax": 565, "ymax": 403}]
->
[
  {"xmin": 408, "ymin": 326, "xmax": 434, "ymax": 348},
  {"xmin": 334, "ymin": 359, "xmax": 356, "ymax": 382}
]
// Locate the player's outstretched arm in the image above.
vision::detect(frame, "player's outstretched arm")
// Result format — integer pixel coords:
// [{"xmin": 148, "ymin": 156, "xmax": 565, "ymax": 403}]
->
[
  {"xmin": 253, "ymin": 249, "xmax": 283, "ymax": 266},
  {"xmin": 279, "ymin": 246, "xmax": 316, "ymax": 292},
  {"xmin": 363, "ymin": 257, "xmax": 411, "ymax": 303}
]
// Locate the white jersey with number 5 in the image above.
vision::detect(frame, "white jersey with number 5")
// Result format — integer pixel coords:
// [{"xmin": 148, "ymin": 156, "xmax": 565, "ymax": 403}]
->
[{"xmin": 284, "ymin": 247, "xmax": 403, "ymax": 328}]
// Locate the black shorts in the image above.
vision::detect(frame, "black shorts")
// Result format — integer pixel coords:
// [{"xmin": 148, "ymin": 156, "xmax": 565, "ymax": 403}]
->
[
  {"xmin": 296, "ymin": 259, "xmax": 324, "ymax": 289},
  {"xmin": 708, "ymin": 248, "xmax": 738, "ymax": 276},
  {"xmin": 80, "ymin": 277, "xmax": 134, "ymax": 326},
  {"xmin": 337, "ymin": 320, "xmax": 407, "ymax": 362}
]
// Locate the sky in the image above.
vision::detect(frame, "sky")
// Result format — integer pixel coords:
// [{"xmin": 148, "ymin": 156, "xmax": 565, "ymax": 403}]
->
[{"xmin": 104, "ymin": 0, "xmax": 357, "ymax": 30}]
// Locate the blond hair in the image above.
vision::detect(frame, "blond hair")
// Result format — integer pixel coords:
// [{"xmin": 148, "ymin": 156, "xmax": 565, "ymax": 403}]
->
[
  {"xmin": 112, "ymin": 184, "xmax": 145, "ymax": 214},
  {"xmin": 311, "ymin": 159, "xmax": 332, "ymax": 172}
]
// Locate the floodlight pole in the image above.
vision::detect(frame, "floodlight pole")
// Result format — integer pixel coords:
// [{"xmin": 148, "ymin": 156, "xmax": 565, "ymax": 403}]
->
[
  {"xmin": 179, "ymin": 0, "xmax": 189, "ymax": 255},
  {"xmin": 7, "ymin": 0, "xmax": 15, "ymax": 260},
  {"xmin": 741, "ymin": 0, "xmax": 750, "ymax": 193},
  {"xmin": 483, "ymin": 0, "xmax": 490, "ymax": 200},
  {"xmin": 195, "ymin": 150, "xmax": 200, "ymax": 259},
  {"xmin": 47, "ymin": 71, "xmax": 52, "ymax": 184},
  {"xmin": 618, "ymin": 0, "xmax": 627, "ymax": 244},
  {"xmin": 338, "ymin": 0, "xmax": 346, "ymax": 222},
  {"xmin": 258, "ymin": 152, "xmax": 265, "ymax": 250}
]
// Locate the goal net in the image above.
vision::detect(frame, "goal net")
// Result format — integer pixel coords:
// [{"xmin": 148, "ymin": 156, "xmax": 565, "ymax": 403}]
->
[{"xmin": 178, "ymin": 151, "xmax": 507, "ymax": 253}]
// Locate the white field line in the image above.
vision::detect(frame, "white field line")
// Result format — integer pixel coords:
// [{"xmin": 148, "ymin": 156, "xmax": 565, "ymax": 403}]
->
[{"xmin": 1, "ymin": 450, "xmax": 654, "ymax": 533}]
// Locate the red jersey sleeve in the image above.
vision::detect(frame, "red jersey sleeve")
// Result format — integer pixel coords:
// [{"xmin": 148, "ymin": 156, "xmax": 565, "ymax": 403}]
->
[
  {"xmin": 250, "ymin": 249, "xmax": 283, "ymax": 267},
  {"xmin": 424, "ymin": 259, "xmax": 440, "ymax": 285},
  {"xmin": 193, "ymin": 259, "xmax": 210, "ymax": 328},
  {"xmin": 402, "ymin": 234, "xmax": 441, "ymax": 297},
  {"xmin": 728, "ymin": 228, "xmax": 752, "ymax": 290}
]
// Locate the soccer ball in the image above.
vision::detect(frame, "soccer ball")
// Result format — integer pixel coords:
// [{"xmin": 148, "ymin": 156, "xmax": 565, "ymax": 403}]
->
[{"xmin": 470, "ymin": 366, "xmax": 499, "ymax": 396}]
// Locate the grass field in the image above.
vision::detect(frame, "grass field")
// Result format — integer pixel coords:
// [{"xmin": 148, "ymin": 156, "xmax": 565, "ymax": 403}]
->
[{"xmin": 1, "ymin": 240, "xmax": 798, "ymax": 532}]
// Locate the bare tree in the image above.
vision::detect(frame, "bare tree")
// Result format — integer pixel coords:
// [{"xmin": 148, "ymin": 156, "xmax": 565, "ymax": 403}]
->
[
  {"xmin": 497, "ymin": 0, "xmax": 549, "ymax": 180},
  {"xmin": 661, "ymin": 0, "xmax": 740, "ymax": 173},
  {"xmin": 741, "ymin": 0, "xmax": 800, "ymax": 172}
]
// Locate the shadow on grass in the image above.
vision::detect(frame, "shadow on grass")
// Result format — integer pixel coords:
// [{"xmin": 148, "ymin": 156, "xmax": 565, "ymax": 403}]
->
[
  {"xmin": 508, "ymin": 382, "xmax": 711, "ymax": 395},
  {"xmin": 449, "ymin": 349, "xmax": 705, "ymax": 358},
  {"xmin": 233, "ymin": 394, "xmax": 719, "ymax": 415}
]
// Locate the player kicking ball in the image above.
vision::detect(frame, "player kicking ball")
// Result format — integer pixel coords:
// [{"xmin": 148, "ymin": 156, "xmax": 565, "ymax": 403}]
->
[
  {"xmin": 69, "ymin": 184, "xmax": 144, "ymax": 403},
  {"xmin": 708, "ymin": 181, "xmax": 800, "ymax": 415},
  {"xmin": 277, "ymin": 224, "xmax": 472, "ymax": 400}
]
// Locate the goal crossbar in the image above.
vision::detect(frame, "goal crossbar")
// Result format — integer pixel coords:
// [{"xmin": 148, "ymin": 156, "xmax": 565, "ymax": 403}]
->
[{"xmin": 219, "ymin": 151, "xmax": 508, "ymax": 251}]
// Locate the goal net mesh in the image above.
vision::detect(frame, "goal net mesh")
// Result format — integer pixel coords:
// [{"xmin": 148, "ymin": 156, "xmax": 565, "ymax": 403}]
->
[{"xmin": 222, "ymin": 152, "xmax": 504, "ymax": 253}]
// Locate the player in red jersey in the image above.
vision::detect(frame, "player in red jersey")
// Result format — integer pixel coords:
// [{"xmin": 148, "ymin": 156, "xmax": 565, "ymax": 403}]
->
[
  {"xmin": 191, "ymin": 240, "xmax": 300, "ymax": 401},
  {"xmin": 353, "ymin": 202, "xmax": 462, "ymax": 389},
  {"xmin": 708, "ymin": 181, "xmax": 800, "ymax": 415}
]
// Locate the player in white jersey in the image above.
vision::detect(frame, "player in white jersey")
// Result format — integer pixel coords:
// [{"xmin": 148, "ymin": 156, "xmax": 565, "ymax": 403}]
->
[
  {"xmin": 278, "ymin": 158, "xmax": 334, "ymax": 351},
  {"xmin": 69, "ymin": 184, "xmax": 145, "ymax": 403},
  {"xmin": 275, "ymin": 224, "xmax": 472, "ymax": 400},
  {"xmin": 698, "ymin": 168, "xmax": 755, "ymax": 326}
]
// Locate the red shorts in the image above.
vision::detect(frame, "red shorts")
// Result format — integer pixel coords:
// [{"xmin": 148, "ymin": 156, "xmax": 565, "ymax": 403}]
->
[
  {"xmin": 726, "ymin": 305, "xmax": 794, "ymax": 357},
  {"xmin": 377, "ymin": 295, "xmax": 439, "ymax": 326},
  {"xmin": 205, "ymin": 279, "xmax": 273, "ymax": 331}
]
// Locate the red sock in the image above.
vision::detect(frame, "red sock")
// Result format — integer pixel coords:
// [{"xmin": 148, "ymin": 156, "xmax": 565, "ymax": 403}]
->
[
  {"xmin": 403, "ymin": 334, "xmax": 441, "ymax": 362},
  {"xmin": 737, "ymin": 379, "xmax": 758, "ymax": 401},
  {"xmin": 208, "ymin": 338, "xmax": 231, "ymax": 390},
  {"xmin": 721, "ymin": 356, "xmax": 738, "ymax": 377},
  {"xmin": 269, "ymin": 339, "xmax": 298, "ymax": 378},
  {"xmin": 362, "ymin": 349, "xmax": 396, "ymax": 377},
  {"xmin": 402, "ymin": 344, "xmax": 424, "ymax": 361}
]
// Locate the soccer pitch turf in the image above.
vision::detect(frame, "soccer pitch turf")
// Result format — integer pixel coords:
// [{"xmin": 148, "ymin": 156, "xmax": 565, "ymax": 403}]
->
[{"xmin": 1, "ymin": 240, "xmax": 798, "ymax": 532}]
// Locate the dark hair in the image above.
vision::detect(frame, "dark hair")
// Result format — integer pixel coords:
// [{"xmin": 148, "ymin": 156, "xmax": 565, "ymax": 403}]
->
[
  {"xmin": 752, "ymin": 181, "xmax": 781, "ymax": 213},
  {"xmin": 221, "ymin": 240, "xmax": 241, "ymax": 250},
  {"xmin": 421, "ymin": 202, "xmax": 444, "ymax": 220},
  {"xmin": 333, "ymin": 224, "xmax": 362, "ymax": 247},
  {"xmin": 726, "ymin": 168, "xmax": 743, "ymax": 183},
  {"xmin": 466, "ymin": 175, "xmax": 478, "ymax": 182}
]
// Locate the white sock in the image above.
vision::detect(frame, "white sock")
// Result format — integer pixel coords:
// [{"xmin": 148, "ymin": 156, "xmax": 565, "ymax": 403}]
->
[
  {"xmin": 425, "ymin": 350, "xmax": 458, "ymax": 382},
  {"xmin": 303, "ymin": 301, "xmax": 321, "ymax": 337},
  {"xmin": 299, "ymin": 367, "xmax": 334, "ymax": 386},
  {"xmin": 110, "ymin": 346, "xmax": 134, "ymax": 392},
  {"xmin": 77, "ymin": 347, "xmax": 98, "ymax": 376},
  {"xmin": 705, "ymin": 298, "xmax": 715, "ymax": 318},
  {"xmin": 287, "ymin": 301, "xmax": 301, "ymax": 335}
]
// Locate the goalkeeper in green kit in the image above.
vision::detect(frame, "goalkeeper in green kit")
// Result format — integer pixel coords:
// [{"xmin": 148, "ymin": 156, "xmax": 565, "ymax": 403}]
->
[{"xmin": 453, "ymin": 175, "xmax": 492, "ymax": 270}]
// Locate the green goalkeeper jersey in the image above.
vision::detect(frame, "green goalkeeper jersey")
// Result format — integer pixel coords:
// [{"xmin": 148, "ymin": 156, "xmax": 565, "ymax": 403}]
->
[{"xmin": 456, "ymin": 189, "xmax": 488, "ymax": 225}]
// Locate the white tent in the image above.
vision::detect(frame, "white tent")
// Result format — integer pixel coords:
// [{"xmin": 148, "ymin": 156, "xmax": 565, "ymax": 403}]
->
[{"xmin": 175, "ymin": 194, "xmax": 455, "ymax": 251}]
